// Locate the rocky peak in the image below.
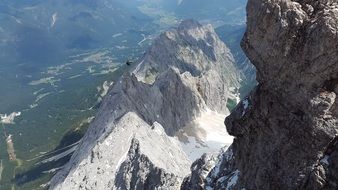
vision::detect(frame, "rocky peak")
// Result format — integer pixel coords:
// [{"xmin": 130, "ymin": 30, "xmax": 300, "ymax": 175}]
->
[
  {"xmin": 134, "ymin": 19, "xmax": 240, "ymax": 113},
  {"xmin": 49, "ymin": 19, "xmax": 241, "ymax": 190},
  {"xmin": 134, "ymin": 19, "xmax": 239, "ymax": 84}
]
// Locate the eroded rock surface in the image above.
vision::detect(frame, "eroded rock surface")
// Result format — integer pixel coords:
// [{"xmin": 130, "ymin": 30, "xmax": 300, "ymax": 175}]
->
[
  {"xmin": 187, "ymin": 0, "xmax": 338, "ymax": 189},
  {"xmin": 49, "ymin": 20, "xmax": 240, "ymax": 190},
  {"xmin": 49, "ymin": 112, "xmax": 190, "ymax": 190},
  {"xmin": 134, "ymin": 19, "xmax": 240, "ymax": 113},
  {"xmin": 182, "ymin": 146, "xmax": 238, "ymax": 190},
  {"xmin": 48, "ymin": 68, "xmax": 202, "ymax": 189}
]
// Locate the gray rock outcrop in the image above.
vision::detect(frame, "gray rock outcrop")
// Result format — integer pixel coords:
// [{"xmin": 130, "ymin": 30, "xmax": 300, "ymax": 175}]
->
[
  {"xmin": 185, "ymin": 0, "xmax": 338, "ymax": 189},
  {"xmin": 49, "ymin": 112, "xmax": 191, "ymax": 190},
  {"xmin": 115, "ymin": 137, "xmax": 184, "ymax": 190},
  {"xmin": 49, "ymin": 20, "xmax": 241, "ymax": 190},
  {"xmin": 181, "ymin": 146, "xmax": 237, "ymax": 190},
  {"xmin": 48, "ymin": 68, "xmax": 201, "ymax": 189},
  {"xmin": 134, "ymin": 19, "xmax": 240, "ymax": 113}
]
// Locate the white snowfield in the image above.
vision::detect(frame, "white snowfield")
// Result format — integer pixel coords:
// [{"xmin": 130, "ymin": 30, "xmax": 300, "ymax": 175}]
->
[{"xmin": 178, "ymin": 109, "xmax": 233, "ymax": 161}]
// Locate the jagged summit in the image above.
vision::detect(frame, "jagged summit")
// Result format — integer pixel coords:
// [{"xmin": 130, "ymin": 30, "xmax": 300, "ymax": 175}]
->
[
  {"xmin": 134, "ymin": 19, "xmax": 240, "ymax": 114},
  {"xmin": 134, "ymin": 19, "xmax": 239, "ymax": 87}
]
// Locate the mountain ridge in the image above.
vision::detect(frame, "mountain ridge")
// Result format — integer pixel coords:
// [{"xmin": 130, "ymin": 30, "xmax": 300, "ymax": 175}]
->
[{"xmin": 48, "ymin": 19, "xmax": 241, "ymax": 189}]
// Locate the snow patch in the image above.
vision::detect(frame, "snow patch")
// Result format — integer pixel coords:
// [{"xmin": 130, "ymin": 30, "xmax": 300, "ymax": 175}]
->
[{"xmin": 178, "ymin": 110, "xmax": 233, "ymax": 161}]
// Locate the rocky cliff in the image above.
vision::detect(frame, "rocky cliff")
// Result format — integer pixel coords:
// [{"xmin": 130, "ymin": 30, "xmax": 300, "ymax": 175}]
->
[
  {"xmin": 134, "ymin": 19, "xmax": 240, "ymax": 113},
  {"xmin": 48, "ymin": 69, "xmax": 201, "ymax": 189},
  {"xmin": 184, "ymin": 0, "xmax": 338, "ymax": 189},
  {"xmin": 49, "ymin": 20, "xmax": 240, "ymax": 189}
]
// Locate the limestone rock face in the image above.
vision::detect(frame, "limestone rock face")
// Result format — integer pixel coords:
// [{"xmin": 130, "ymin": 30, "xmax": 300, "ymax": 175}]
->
[
  {"xmin": 49, "ymin": 112, "xmax": 190, "ymax": 190},
  {"xmin": 194, "ymin": 0, "xmax": 338, "ymax": 189},
  {"xmin": 48, "ymin": 69, "xmax": 200, "ymax": 189},
  {"xmin": 49, "ymin": 19, "xmax": 240, "ymax": 190},
  {"xmin": 181, "ymin": 153, "xmax": 216, "ymax": 190},
  {"xmin": 182, "ymin": 146, "xmax": 237, "ymax": 190},
  {"xmin": 115, "ymin": 138, "xmax": 184, "ymax": 190},
  {"xmin": 134, "ymin": 19, "xmax": 240, "ymax": 113},
  {"xmin": 181, "ymin": 146, "xmax": 236, "ymax": 190}
]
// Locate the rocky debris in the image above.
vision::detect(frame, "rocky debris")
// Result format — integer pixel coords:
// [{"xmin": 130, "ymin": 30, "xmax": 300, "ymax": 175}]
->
[
  {"xmin": 115, "ymin": 138, "xmax": 184, "ymax": 190},
  {"xmin": 182, "ymin": 146, "xmax": 238, "ymax": 190},
  {"xmin": 134, "ymin": 19, "xmax": 240, "ymax": 113},
  {"xmin": 187, "ymin": 0, "xmax": 338, "ymax": 189},
  {"xmin": 204, "ymin": 146, "xmax": 238, "ymax": 190},
  {"xmin": 49, "ymin": 112, "xmax": 190, "ymax": 190},
  {"xmin": 181, "ymin": 153, "xmax": 217, "ymax": 190}
]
